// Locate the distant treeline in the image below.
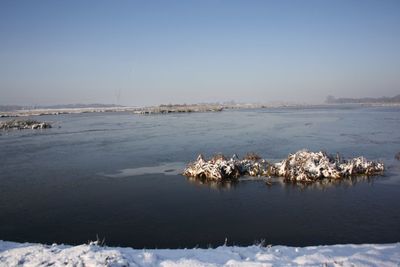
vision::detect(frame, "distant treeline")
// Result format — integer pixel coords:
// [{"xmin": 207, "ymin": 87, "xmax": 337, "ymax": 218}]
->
[
  {"xmin": 0, "ymin": 103, "xmax": 123, "ymax": 112},
  {"xmin": 0, "ymin": 105, "xmax": 25, "ymax": 112},
  {"xmin": 326, "ymin": 95, "xmax": 400, "ymax": 104}
]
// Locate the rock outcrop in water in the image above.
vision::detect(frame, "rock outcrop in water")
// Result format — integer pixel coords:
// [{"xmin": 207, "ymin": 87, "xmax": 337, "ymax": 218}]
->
[
  {"xmin": 274, "ymin": 150, "xmax": 384, "ymax": 182},
  {"xmin": 0, "ymin": 119, "xmax": 52, "ymax": 130},
  {"xmin": 183, "ymin": 150, "xmax": 384, "ymax": 183},
  {"xmin": 182, "ymin": 153, "xmax": 275, "ymax": 181},
  {"xmin": 183, "ymin": 154, "xmax": 241, "ymax": 180}
]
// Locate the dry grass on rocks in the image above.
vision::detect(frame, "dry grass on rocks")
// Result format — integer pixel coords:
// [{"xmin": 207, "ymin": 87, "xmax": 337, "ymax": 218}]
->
[{"xmin": 183, "ymin": 149, "xmax": 384, "ymax": 183}]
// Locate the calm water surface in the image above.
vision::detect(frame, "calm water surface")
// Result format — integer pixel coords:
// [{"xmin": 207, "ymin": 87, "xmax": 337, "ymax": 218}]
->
[{"xmin": 0, "ymin": 107, "xmax": 399, "ymax": 248}]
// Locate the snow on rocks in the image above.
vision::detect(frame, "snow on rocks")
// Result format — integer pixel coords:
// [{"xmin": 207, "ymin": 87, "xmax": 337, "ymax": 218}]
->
[
  {"xmin": 274, "ymin": 150, "xmax": 342, "ymax": 181},
  {"xmin": 183, "ymin": 150, "xmax": 384, "ymax": 183},
  {"xmin": 182, "ymin": 153, "xmax": 274, "ymax": 181},
  {"xmin": 0, "ymin": 119, "xmax": 52, "ymax": 130},
  {"xmin": 0, "ymin": 240, "xmax": 399, "ymax": 267},
  {"xmin": 182, "ymin": 154, "xmax": 242, "ymax": 180},
  {"xmin": 275, "ymin": 150, "xmax": 384, "ymax": 182}
]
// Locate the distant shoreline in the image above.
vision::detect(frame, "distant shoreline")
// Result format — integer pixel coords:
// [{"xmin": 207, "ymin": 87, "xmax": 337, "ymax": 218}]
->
[
  {"xmin": 0, "ymin": 106, "xmax": 140, "ymax": 117},
  {"xmin": 1, "ymin": 102, "xmax": 399, "ymax": 118},
  {"xmin": 326, "ymin": 94, "xmax": 400, "ymax": 104}
]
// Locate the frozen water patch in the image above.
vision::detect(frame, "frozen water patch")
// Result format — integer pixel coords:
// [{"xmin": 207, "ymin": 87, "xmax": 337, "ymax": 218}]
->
[
  {"xmin": 103, "ymin": 162, "xmax": 186, "ymax": 177},
  {"xmin": 0, "ymin": 241, "xmax": 399, "ymax": 266}
]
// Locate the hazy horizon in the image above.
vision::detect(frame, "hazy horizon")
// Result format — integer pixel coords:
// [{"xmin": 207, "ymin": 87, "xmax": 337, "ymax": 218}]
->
[{"xmin": 1, "ymin": 0, "xmax": 399, "ymax": 106}]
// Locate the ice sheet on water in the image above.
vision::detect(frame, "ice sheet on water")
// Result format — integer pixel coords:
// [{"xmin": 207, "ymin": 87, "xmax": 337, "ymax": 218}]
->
[{"xmin": 102, "ymin": 162, "xmax": 186, "ymax": 178}]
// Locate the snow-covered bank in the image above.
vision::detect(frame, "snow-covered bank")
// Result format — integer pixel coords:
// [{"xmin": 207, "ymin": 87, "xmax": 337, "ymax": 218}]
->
[{"xmin": 0, "ymin": 241, "xmax": 399, "ymax": 267}]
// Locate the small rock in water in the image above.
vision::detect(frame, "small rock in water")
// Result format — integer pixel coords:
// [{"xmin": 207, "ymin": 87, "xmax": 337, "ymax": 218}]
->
[
  {"xmin": 183, "ymin": 154, "xmax": 275, "ymax": 181},
  {"xmin": 183, "ymin": 149, "xmax": 384, "ymax": 183},
  {"xmin": 395, "ymin": 152, "xmax": 400, "ymax": 161},
  {"xmin": 182, "ymin": 154, "xmax": 242, "ymax": 180},
  {"xmin": 0, "ymin": 119, "xmax": 52, "ymax": 130}
]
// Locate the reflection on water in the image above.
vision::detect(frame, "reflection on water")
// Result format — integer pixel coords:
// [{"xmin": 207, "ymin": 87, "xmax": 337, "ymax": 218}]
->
[
  {"xmin": 186, "ymin": 176, "xmax": 239, "ymax": 190},
  {"xmin": 280, "ymin": 175, "xmax": 377, "ymax": 190},
  {"xmin": 186, "ymin": 175, "xmax": 379, "ymax": 190}
]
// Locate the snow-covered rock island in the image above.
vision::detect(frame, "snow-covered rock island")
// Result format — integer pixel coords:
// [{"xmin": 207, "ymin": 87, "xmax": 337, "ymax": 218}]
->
[
  {"xmin": 183, "ymin": 150, "xmax": 384, "ymax": 183},
  {"xmin": 0, "ymin": 240, "xmax": 399, "ymax": 266},
  {"xmin": 0, "ymin": 119, "xmax": 52, "ymax": 130}
]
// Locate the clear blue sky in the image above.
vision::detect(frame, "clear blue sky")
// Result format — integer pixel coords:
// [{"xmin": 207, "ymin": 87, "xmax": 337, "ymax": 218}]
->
[{"xmin": 1, "ymin": 0, "xmax": 399, "ymax": 106}]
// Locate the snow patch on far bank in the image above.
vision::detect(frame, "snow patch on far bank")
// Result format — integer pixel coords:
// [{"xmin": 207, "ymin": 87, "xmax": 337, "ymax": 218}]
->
[{"xmin": 0, "ymin": 241, "xmax": 399, "ymax": 266}]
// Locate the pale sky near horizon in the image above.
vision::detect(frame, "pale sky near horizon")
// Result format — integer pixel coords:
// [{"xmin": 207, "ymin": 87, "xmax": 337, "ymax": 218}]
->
[{"xmin": 0, "ymin": 0, "xmax": 399, "ymax": 106}]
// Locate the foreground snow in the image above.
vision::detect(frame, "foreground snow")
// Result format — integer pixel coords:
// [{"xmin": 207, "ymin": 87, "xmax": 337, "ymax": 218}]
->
[{"xmin": 0, "ymin": 241, "xmax": 399, "ymax": 266}]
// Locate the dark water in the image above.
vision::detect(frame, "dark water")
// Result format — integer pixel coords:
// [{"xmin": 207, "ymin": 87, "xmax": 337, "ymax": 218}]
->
[{"xmin": 0, "ymin": 107, "xmax": 400, "ymax": 248}]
